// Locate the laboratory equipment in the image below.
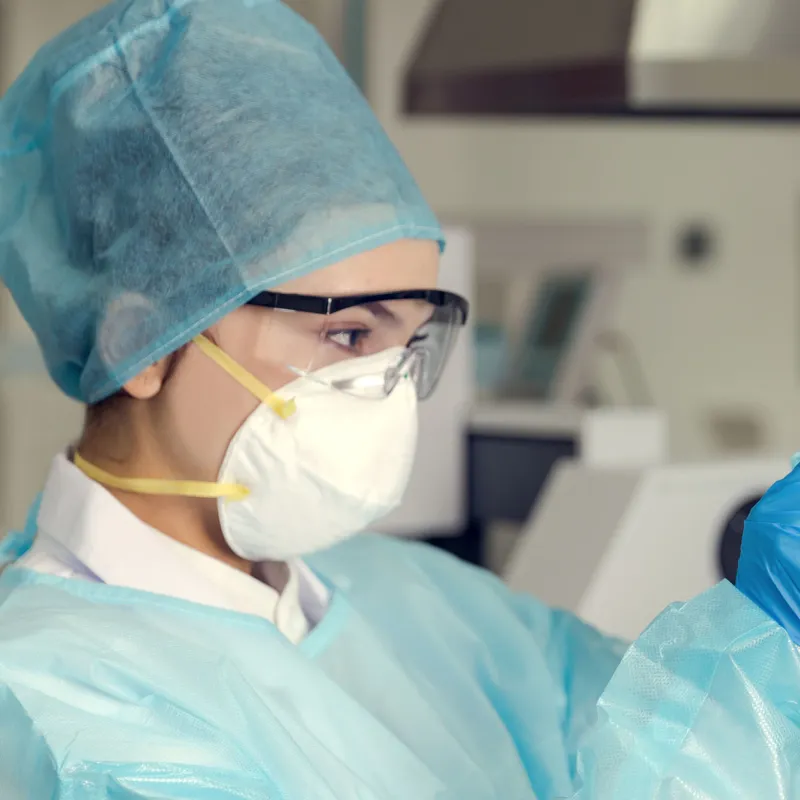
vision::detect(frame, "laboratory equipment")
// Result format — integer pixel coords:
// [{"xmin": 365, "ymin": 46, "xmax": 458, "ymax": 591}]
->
[
  {"xmin": 505, "ymin": 455, "xmax": 787, "ymax": 640},
  {"xmin": 463, "ymin": 403, "xmax": 666, "ymax": 567}
]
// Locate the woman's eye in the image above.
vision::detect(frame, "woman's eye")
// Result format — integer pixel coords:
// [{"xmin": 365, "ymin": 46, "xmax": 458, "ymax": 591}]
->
[{"xmin": 327, "ymin": 328, "xmax": 370, "ymax": 351}]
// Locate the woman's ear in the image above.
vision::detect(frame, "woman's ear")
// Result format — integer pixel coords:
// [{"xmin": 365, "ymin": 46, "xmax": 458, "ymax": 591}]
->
[{"xmin": 122, "ymin": 357, "xmax": 172, "ymax": 400}]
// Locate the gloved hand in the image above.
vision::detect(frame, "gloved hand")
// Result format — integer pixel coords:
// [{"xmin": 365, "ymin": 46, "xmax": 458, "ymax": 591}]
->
[{"xmin": 737, "ymin": 459, "xmax": 800, "ymax": 644}]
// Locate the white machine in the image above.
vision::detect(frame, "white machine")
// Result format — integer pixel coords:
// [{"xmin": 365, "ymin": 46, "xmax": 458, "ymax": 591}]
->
[
  {"xmin": 466, "ymin": 402, "xmax": 667, "ymax": 522},
  {"xmin": 505, "ymin": 454, "xmax": 787, "ymax": 641}
]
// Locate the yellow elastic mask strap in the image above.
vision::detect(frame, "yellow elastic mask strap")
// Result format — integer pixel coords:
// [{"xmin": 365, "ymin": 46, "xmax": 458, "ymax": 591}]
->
[
  {"xmin": 73, "ymin": 453, "xmax": 250, "ymax": 501},
  {"xmin": 192, "ymin": 335, "xmax": 296, "ymax": 419}
]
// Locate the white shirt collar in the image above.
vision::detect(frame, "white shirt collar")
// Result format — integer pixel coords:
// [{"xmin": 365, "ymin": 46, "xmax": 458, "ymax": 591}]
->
[{"xmin": 19, "ymin": 455, "xmax": 329, "ymax": 644}]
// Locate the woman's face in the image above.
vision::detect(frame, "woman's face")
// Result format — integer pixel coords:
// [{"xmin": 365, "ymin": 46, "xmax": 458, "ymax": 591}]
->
[{"xmin": 135, "ymin": 239, "xmax": 440, "ymax": 482}]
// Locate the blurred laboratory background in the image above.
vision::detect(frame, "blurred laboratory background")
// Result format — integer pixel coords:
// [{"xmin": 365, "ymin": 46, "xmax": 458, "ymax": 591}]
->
[{"xmin": 2, "ymin": 0, "xmax": 799, "ymax": 640}]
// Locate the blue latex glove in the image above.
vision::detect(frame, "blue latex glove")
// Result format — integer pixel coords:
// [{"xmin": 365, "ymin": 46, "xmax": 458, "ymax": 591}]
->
[{"xmin": 736, "ymin": 457, "xmax": 800, "ymax": 644}]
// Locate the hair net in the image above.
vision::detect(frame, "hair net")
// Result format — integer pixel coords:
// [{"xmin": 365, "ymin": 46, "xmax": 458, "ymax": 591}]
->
[{"xmin": 0, "ymin": 0, "xmax": 443, "ymax": 403}]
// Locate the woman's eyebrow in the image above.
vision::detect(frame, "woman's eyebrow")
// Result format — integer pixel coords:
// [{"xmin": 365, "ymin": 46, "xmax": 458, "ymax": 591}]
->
[
  {"xmin": 363, "ymin": 299, "xmax": 430, "ymax": 324},
  {"xmin": 363, "ymin": 302, "xmax": 399, "ymax": 322}
]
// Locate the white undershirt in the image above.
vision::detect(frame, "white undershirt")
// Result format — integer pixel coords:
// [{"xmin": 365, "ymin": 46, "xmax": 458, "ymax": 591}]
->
[{"xmin": 16, "ymin": 454, "xmax": 330, "ymax": 644}]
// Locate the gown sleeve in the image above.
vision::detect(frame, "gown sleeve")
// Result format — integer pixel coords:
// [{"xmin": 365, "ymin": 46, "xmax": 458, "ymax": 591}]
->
[
  {"xmin": 569, "ymin": 462, "xmax": 800, "ymax": 799},
  {"xmin": 484, "ymin": 560, "xmax": 800, "ymax": 798},
  {"xmin": 569, "ymin": 581, "xmax": 800, "ymax": 798}
]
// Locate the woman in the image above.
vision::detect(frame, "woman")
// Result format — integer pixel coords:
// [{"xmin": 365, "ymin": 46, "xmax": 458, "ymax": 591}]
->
[{"xmin": 1, "ymin": 1, "xmax": 800, "ymax": 797}]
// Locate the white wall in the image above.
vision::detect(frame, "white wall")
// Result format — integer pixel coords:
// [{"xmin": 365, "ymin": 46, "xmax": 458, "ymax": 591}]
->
[{"xmin": 367, "ymin": 0, "xmax": 800, "ymax": 461}]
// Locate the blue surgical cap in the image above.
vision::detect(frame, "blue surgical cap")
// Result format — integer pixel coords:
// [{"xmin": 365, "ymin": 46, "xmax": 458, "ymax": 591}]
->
[{"xmin": 0, "ymin": 0, "xmax": 443, "ymax": 402}]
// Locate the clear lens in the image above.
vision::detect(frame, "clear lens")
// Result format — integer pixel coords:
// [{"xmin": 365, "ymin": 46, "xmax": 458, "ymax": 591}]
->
[{"xmin": 257, "ymin": 295, "xmax": 463, "ymax": 400}]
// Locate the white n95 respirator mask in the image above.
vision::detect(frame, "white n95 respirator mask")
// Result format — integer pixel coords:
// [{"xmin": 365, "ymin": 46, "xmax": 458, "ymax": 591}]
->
[
  {"xmin": 73, "ymin": 337, "xmax": 419, "ymax": 563},
  {"xmin": 214, "ymin": 344, "xmax": 418, "ymax": 562}
]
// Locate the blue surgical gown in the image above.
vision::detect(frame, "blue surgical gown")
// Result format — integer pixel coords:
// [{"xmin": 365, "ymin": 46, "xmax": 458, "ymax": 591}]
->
[{"xmin": 0, "ymin": 533, "xmax": 798, "ymax": 798}]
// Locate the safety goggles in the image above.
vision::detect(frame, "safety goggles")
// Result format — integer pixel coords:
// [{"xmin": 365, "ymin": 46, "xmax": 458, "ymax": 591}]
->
[{"xmin": 245, "ymin": 289, "xmax": 469, "ymax": 400}]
